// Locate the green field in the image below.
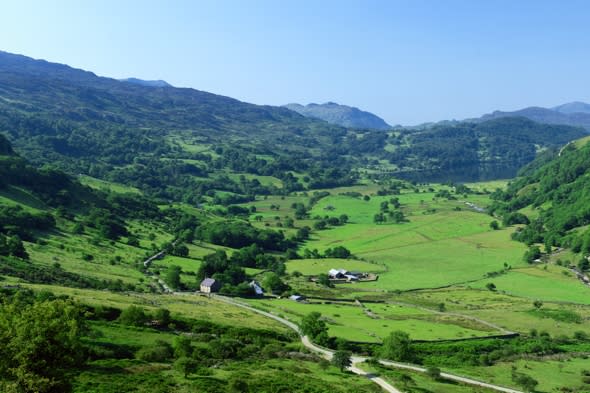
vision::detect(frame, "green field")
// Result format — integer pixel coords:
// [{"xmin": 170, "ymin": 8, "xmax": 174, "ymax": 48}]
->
[
  {"xmin": 360, "ymin": 362, "xmax": 499, "ymax": 393},
  {"xmin": 303, "ymin": 192, "xmax": 527, "ymax": 290},
  {"xmin": 470, "ymin": 265, "xmax": 590, "ymax": 305},
  {"xmin": 449, "ymin": 357, "xmax": 590, "ymax": 393},
  {"xmin": 246, "ymin": 298, "xmax": 499, "ymax": 342},
  {"xmin": 78, "ymin": 174, "xmax": 142, "ymax": 194}
]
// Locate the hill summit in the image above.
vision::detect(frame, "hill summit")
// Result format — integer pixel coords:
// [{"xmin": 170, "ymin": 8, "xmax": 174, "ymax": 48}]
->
[{"xmin": 284, "ymin": 102, "xmax": 391, "ymax": 130}]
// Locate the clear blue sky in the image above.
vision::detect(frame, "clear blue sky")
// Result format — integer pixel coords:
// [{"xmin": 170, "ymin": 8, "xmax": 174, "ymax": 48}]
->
[{"xmin": 1, "ymin": 0, "xmax": 589, "ymax": 125}]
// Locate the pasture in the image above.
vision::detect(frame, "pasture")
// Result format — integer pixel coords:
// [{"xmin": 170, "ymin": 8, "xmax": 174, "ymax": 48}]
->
[
  {"xmin": 302, "ymin": 192, "xmax": 527, "ymax": 290},
  {"xmin": 246, "ymin": 298, "xmax": 500, "ymax": 342},
  {"xmin": 470, "ymin": 265, "xmax": 590, "ymax": 305},
  {"xmin": 449, "ymin": 357, "xmax": 590, "ymax": 393}
]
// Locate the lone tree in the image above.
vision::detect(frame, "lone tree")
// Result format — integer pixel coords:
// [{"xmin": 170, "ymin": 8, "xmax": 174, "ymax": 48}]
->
[
  {"xmin": 513, "ymin": 373, "xmax": 538, "ymax": 393},
  {"xmin": 300, "ymin": 312, "xmax": 328, "ymax": 341},
  {"xmin": 426, "ymin": 366, "xmax": 442, "ymax": 381},
  {"xmin": 331, "ymin": 350, "xmax": 352, "ymax": 372},
  {"xmin": 174, "ymin": 357, "xmax": 198, "ymax": 378},
  {"xmin": 381, "ymin": 330, "xmax": 412, "ymax": 362},
  {"xmin": 317, "ymin": 273, "xmax": 333, "ymax": 288}
]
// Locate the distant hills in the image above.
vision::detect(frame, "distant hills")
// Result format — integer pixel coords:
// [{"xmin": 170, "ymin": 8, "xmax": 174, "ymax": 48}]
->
[
  {"xmin": 0, "ymin": 49, "xmax": 587, "ymax": 190},
  {"xmin": 119, "ymin": 77, "xmax": 171, "ymax": 88},
  {"xmin": 477, "ymin": 101, "xmax": 590, "ymax": 131},
  {"xmin": 284, "ymin": 102, "xmax": 391, "ymax": 130}
]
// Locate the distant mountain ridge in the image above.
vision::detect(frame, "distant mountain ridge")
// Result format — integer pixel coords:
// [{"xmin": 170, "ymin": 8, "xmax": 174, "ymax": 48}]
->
[
  {"xmin": 120, "ymin": 77, "xmax": 171, "ymax": 88},
  {"xmin": 477, "ymin": 101, "xmax": 590, "ymax": 130},
  {"xmin": 284, "ymin": 102, "xmax": 391, "ymax": 130}
]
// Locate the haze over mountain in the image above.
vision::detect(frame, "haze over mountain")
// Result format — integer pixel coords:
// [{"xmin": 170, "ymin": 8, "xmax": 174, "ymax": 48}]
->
[
  {"xmin": 477, "ymin": 102, "xmax": 590, "ymax": 131},
  {"xmin": 284, "ymin": 102, "xmax": 391, "ymax": 130}
]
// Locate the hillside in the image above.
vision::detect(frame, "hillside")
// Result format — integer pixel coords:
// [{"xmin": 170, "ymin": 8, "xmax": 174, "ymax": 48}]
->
[
  {"xmin": 489, "ymin": 135, "xmax": 590, "ymax": 254},
  {"xmin": 479, "ymin": 102, "xmax": 590, "ymax": 130},
  {"xmin": 386, "ymin": 117, "xmax": 586, "ymax": 182},
  {"xmin": 284, "ymin": 102, "xmax": 391, "ymax": 130},
  {"xmin": 0, "ymin": 51, "xmax": 361, "ymax": 200},
  {"xmin": 0, "ymin": 50, "xmax": 587, "ymax": 194}
]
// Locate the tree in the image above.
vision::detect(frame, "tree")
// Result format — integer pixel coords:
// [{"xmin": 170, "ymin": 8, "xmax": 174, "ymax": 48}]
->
[
  {"xmin": 153, "ymin": 308, "xmax": 171, "ymax": 326},
  {"xmin": 426, "ymin": 366, "xmax": 442, "ymax": 380},
  {"xmin": 373, "ymin": 212, "xmax": 385, "ymax": 224},
  {"xmin": 523, "ymin": 246, "xmax": 541, "ymax": 264},
  {"xmin": 300, "ymin": 312, "xmax": 328, "ymax": 340},
  {"xmin": 324, "ymin": 246, "xmax": 351, "ymax": 259},
  {"xmin": 513, "ymin": 373, "xmax": 538, "ymax": 392},
  {"xmin": 263, "ymin": 272, "xmax": 289, "ymax": 294},
  {"xmin": 533, "ymin": 300, "xmax": 543, "ymax": 309},
  {"xmin": 486, "ymin": 282, "xmax": 497, "ymax": 291},
  {"xmin": 173, "ymin": 336, "xmax": 193, "ymax": 358},
  {"xmin": 0, "ymin": 299, "xmax": 87, "ymax": 393},
  {"xmin": 490, "ymin": 220, "xmax": 500, "ymax": 230},
  {"xmin": 389, "ymin": 210, "xmax": 406, "ymax": 223},
  {"xmin": 118, "ymin": 305, "xmax": 148, "ymax": 326},
  {"xmin": 331, "ymin": 350, "xmax": 352, "ymax": 372},
  {"xmin": 174, "ymin": 357, "xmax": 198, "ymax": 378},
  {"xmin": 381, "ymin": 330, "xmax": 412, "ymax": 362},
  {"xmin": 317, "ymin": 273, "xmax": 333, "ymax": 288},
  {"xmin": 165, "ymin": 265, "xmax": 182, "ymax": 290}
]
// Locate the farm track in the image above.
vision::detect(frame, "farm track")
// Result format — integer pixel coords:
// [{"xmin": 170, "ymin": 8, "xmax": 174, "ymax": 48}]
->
[{"xmin": 214, "ymin": 295, "xmax": 524, "ymax": 393}]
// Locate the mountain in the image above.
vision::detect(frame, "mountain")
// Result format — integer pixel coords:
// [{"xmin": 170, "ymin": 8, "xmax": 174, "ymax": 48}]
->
[
  {"xmin": 119, "ymin": 77, "xmax": 172, "ymax": 88},
  {"xmin": 552, "ymin": 101, "xmax": 590, "ymax": 114},
  {"xmin": 0, "ymin": 50, "xmax": 361, "ymax": 200},
  {"xmin": 478, "ymin": 102, "xmax": 590, "ymax": 130},
  {"xmin": 284, "ymin": 102, "xmax": 391, "ymax": 130}
]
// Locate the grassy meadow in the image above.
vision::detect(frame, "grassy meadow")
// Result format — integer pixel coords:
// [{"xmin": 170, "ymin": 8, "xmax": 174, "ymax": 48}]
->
[
  {"xmin": 245, "ymin": 298, "xmax": 499, "ymax": 342},
  {"xmin": 302, "ymin": 191, "xmax": 527, "ymax": 290}
]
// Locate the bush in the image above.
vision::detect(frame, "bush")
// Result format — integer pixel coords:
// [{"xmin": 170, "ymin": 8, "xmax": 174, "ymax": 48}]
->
[{"xmin": 136, "ymin": 340, "xmax": 174, "ymax": 362}]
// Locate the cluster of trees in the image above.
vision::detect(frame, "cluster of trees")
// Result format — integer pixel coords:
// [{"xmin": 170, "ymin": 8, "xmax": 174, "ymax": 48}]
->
[
  {"xmin": 0, "ymin": 205, "xmax": 55, "ymax": 242},
  {"xmin": 195, "ymin": 221, "xmax": 294, "ymax": 251},
  {"xmin": 302, "ymin": 245, "xmax": 352, "ymax": 260},
  {"xmin": 313, "ymin": 214, "xmax": 349, "ymax": 230},
  {"xmin": 82, "ymin": 208, "xmax": 128, "ymax": 240},
  {"xmin": 373, "ymin": 198, "xmax": 407, "ymax": 224},
  {"xmin": 0, "ymin": 290, "xmax": 87, "ymax": 393}
]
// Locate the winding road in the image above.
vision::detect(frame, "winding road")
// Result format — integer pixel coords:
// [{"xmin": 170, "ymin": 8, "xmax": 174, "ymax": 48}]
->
[{"xmin": 215, "ymin": 295, "xmax": 523, "ymax": 393}]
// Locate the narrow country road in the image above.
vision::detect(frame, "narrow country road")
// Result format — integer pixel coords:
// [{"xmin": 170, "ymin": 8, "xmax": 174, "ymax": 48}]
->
[
  {"xmin": 214, "ymin": 295, "xmax": 524, "ymax": 393},
  {"xmin": 216, "ymin": 295, "xmax": 402, "ymax": 393}
]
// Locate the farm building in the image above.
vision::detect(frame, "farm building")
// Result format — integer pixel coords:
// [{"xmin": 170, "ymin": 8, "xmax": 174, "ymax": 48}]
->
[
  {"xmin": 328, "ymin": 268, "xmax": 348, "ymax": 279},
  {"xmin": 249, "ymin": 280, "xmax": 264, "ymax": 296},
  {"xmin": 289, "ymin": 294, "xmax": 306, "ymax": 302},
  {"xmin": 329, "ymin": 268, "xmax": 360, "ymax": 281},
  {"xmin": 200, "ymin": 278, "xmax": 220, "ymax": 293}
]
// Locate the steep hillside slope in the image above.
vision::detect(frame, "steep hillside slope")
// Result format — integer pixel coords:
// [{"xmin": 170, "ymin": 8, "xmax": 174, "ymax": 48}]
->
[
  {"xmin": 0, "ymin": 51, "xmax": 359, "ymax": 199},
  {"xmin": 490, "ymin": 136, "xmax": 590, "ymax": 253}
]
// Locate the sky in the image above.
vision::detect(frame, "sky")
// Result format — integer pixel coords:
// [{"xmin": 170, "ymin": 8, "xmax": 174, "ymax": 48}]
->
[{"xmin": 1, "ymin": 0, "xmax": 589, "ymax": 125}]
